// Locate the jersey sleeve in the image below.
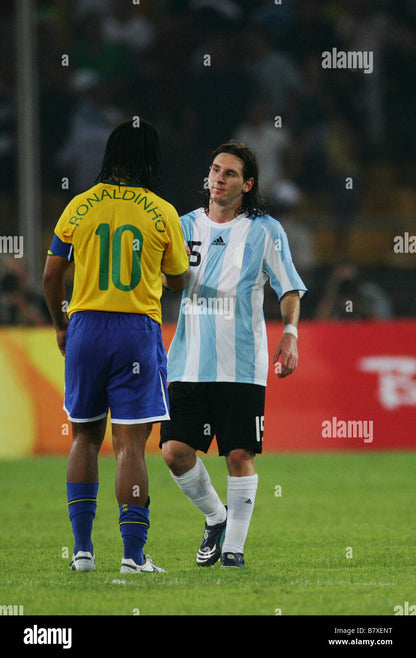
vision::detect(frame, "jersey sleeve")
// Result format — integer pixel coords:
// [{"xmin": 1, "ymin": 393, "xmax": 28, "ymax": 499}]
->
[
  {"xmin": 262, "ymin": 217, "xmax": 307, "ymax": 300},
  {"xmin": 161, "ymin": 206, "xmax": 190, "ymax": 277},
  {"xmin": 48, "ymin": 203, "xmax": 77, "ymax": 260},
  {"xmin": 53, "ymin": 202, "xmax": 78, "ymax": 243},
  {"xmin": 178, "ymin": 213, "xmax": 194, "ymax": 243},
  {"xmin": 48, "ymin": 234, "xmax": 74, "ymax": 261}
]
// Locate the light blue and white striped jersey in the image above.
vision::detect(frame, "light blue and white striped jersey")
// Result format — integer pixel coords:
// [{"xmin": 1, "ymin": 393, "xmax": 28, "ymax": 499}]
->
[{"xmin": 167, "ymin": 208, "xmax": 307, "ymax": 386}]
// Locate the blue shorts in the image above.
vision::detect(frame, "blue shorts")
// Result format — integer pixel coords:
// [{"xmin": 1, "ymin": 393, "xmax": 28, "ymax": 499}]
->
[{"xmin": 64, "ymin": 311, "xmax": 169, "ymax": 424}]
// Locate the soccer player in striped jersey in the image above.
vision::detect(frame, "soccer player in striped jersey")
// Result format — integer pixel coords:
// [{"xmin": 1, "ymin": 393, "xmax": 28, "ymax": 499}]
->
[
  {"xmin": 160, "ymin": 141, "xmax": 307, "ymax": 567},
  {"xmin": 43, "ymin": 119, "xmax": 190, "ymax": 573}
]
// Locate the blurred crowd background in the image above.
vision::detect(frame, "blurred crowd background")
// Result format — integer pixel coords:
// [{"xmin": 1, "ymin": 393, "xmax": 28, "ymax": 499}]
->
[{"xmin": 0, "ymin": 0, "xmax": 415, "ymax": 325}]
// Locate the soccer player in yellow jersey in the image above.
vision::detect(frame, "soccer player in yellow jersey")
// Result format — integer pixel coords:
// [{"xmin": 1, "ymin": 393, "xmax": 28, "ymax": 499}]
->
[{"xmin": 43, "ymin": 119, "xmax": 190, "ymax": 573}]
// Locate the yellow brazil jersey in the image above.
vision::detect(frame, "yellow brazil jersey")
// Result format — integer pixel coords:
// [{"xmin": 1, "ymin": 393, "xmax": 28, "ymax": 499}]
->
[{"xmin": 49, "ymin": 180, "xmax": 189, "ymax": 324}]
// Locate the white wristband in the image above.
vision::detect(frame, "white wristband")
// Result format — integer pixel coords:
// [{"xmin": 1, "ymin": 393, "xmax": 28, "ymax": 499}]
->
[{"xmin": 284, "ymin": 324, "xmax": 298, "ymax": 339}]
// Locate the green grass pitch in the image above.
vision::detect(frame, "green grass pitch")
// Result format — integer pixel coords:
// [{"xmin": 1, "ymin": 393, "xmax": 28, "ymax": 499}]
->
[{"xmin": 0, "ymin": 451, "xmax": 415, "ymax": 617}]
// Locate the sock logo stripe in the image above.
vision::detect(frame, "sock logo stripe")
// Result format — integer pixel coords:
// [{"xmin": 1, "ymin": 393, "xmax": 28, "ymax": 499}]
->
[{"xmin": 68, "ymin": 498, "xmax": 97, "ymax": 506}]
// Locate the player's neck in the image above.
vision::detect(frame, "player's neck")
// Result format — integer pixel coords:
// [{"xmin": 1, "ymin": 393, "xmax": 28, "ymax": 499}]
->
[{"xmin": 207, "ymin": 200, "xmax": 242, "ymax": 224}]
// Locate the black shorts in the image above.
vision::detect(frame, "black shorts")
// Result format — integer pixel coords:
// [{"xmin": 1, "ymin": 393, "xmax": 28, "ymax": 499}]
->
[{"xmin": 160, "ymin": 382, "xmax": 265, "ymax": 456}]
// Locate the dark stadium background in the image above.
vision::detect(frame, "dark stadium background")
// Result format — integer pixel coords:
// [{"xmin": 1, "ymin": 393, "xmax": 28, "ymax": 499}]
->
[
  {"xmin": 0, "ymin": 0, "xmax": 414, "ymax": 458},
  {"xmin": 1, "ymin": 0, "xmax": 415, "ymax": 327}
]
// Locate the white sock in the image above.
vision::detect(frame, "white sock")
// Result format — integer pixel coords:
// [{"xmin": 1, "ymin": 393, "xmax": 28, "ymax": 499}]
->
[
  {"xmin": 222, "ymin": 474, "xmax": 258, "ymax": 554},
  {"xmin": 170, "ymin": 457, "xmax": 226, "ymax": 525}
]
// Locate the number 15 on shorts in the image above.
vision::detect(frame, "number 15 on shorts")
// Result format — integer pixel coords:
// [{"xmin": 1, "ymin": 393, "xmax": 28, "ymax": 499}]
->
[{"xmin": 255, "ymin": 415, "xmax": 264, "ymax": 443}]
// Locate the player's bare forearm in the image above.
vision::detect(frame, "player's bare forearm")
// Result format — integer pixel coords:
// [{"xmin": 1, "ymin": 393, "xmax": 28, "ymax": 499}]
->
[
  {"xmin": 162, "ymin": 269, "xmax": 190, "ymax": 292},
  {"xmin": 280, "ymin": 290, "xmax": 300, "ymax": 327},
  {"xmin": 273, "ymin": 291, "xmax": 300, "ymax": 378},
  {"xmin": 42, "ymin": 255, "xmax": 70, "ymax": 354}
]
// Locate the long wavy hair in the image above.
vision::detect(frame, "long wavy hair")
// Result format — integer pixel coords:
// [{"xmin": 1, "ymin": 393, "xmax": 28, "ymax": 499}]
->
[
  {"xmin": 96, "ymin": 118, "xmax": 163, "ymax": 193},
  {"xmin": 202, "ymin": 141, "xmax": 266, "ymax": 218}
]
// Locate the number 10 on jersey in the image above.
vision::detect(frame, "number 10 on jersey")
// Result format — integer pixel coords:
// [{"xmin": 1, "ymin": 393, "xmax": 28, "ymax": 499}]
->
[{"xmin": 95, "ymin": 223, "xmax": 143, "ymax": 291}]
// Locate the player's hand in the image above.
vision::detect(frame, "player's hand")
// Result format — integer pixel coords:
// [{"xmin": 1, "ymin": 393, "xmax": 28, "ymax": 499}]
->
[
  {"xmin": 55, "ymin": 326, "xmax": 68, "ymax": 357},
  {"xmin": 272, "ymin": 333, "xmax": 298, "ymax": 378}
]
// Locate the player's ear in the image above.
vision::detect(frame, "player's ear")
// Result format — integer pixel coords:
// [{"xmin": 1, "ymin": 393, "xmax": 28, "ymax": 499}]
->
[{"xmin": 243, "ymin": 178, "xmax": 254, "ymax": 193}]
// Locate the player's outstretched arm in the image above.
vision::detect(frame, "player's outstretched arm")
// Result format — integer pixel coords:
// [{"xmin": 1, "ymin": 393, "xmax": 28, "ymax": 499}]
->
[
  {"xmin": 42, "ymin": 254, "xmax": 71, "ymax": 356},
  {"xmin": 273, "ymin": 291, "xmax": 300, "ymax": 378}
]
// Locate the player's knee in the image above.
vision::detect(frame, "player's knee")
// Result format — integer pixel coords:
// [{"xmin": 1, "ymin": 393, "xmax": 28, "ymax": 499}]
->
[
  {"xmin": 162, "ymin": 440, "xmax": 195, "ymax": 475},
  {"xmin": 226, "ymin": 449, "xmax": 256, "ymax": 476}
]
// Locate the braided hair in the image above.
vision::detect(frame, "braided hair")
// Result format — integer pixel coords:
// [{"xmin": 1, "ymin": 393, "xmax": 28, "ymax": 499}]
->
[{"xmin": 96, "ymin": 118, "xmax": 163, "ymax": 193}]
